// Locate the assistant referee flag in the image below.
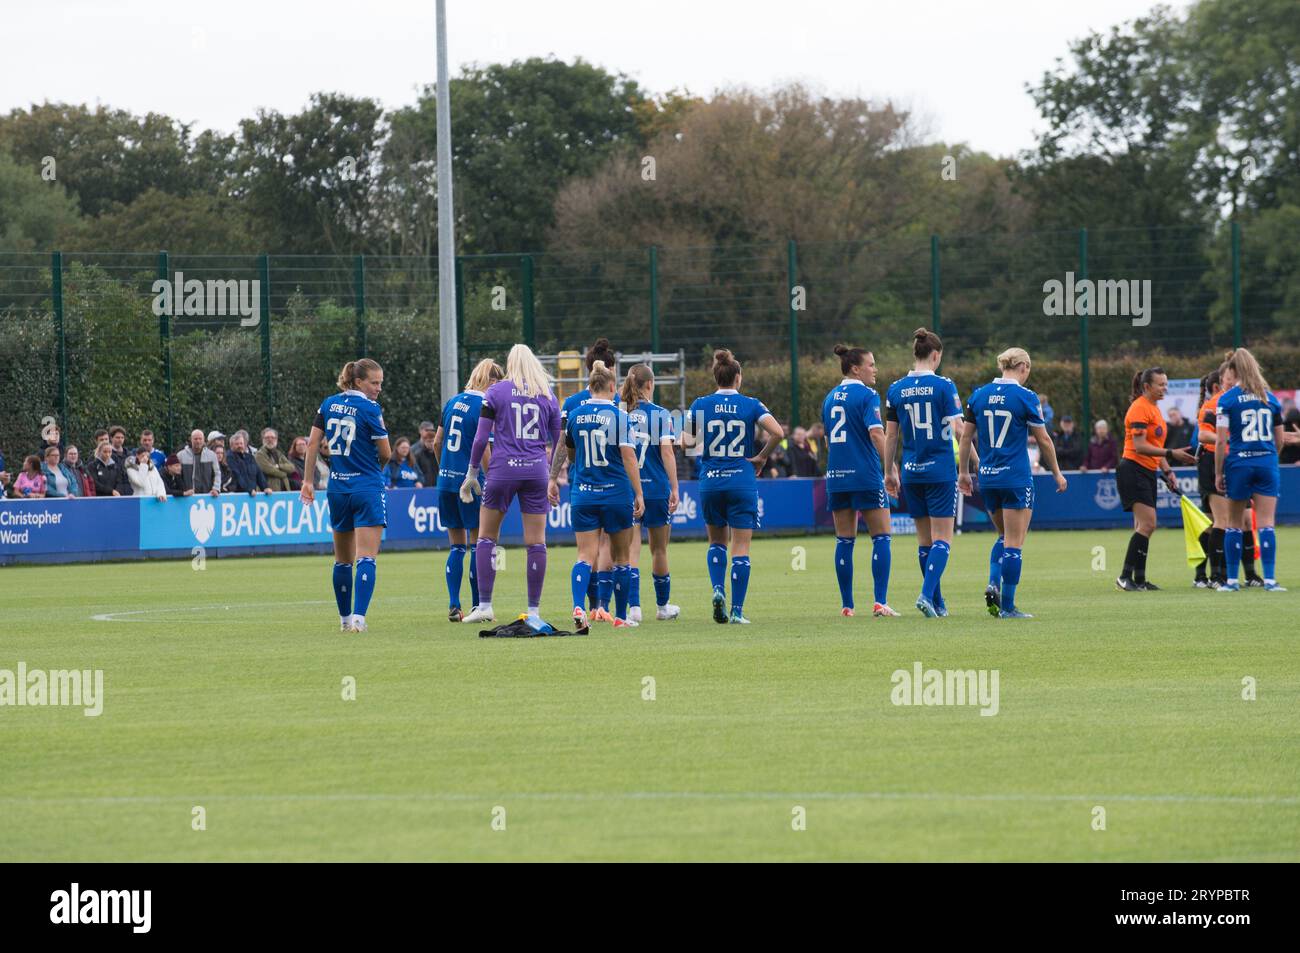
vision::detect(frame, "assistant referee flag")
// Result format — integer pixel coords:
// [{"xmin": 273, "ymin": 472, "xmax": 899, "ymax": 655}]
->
[{"xmin": 1180, "ymin": 493, "xmax": 1213, "ymax": 566}]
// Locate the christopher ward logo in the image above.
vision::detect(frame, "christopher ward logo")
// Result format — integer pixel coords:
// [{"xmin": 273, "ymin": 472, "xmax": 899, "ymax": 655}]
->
[
  {"xmin": 50, "ymin": 884, "xmax": 150, "ymax": 933},
  {"xmin": 1042, "ymin": 271, "xmax": 1152, "ymax": 327},
  {"xmin": 0, "ymin": 663, "xmax": 103, "ymax": 716},
  {"xmin": 891, "ymin": 662, "xmax": 999, "ymax": 716},
  {"xmin": 152, "ymin": 272, "xmax": 260, "ymax": 327}
]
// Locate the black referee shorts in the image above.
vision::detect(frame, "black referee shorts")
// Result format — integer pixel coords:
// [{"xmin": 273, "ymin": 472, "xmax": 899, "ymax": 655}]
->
[
  {"xmin": 1117, "ymin": 458, "xmax": 1158, "ymax": 512},
  {"xmin": 1197, "ymin": 448, "xmax": 1219, "ymax": 500}
]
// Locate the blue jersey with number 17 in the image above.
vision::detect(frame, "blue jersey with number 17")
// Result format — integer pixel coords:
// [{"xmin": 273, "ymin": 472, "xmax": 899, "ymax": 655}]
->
[
  {"xmin": 885, "ymin": 371, "xmax": 962, "ymax": 483},
  {"xmin": 436, "ymin": 389, "xmax": 486, "ymax": 491},
  {"xmin": 1216, "ymin": 386, "xmax": 1283, "ymax": 466},
  {"xmin": 822, "ymin": 380, "xmax": 884, "ymax": 491},
  {"xmin": 687, "ymin": 390, "xmax": 771, "ymax": 491},
  {"xmin": 626, "ymin": 398, "xmax": 676, "ymax": 501},
  {"xmin": 963, "ymin": 378, "xmax": 1043, "ymax": 487},
  {"xmin": 314, "ymin": 389, "xmax": 389, "ymax": 494}
]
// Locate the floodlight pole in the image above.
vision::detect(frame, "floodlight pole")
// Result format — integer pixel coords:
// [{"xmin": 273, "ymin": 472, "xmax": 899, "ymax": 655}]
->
[{"xmin": 436, "ymin": 0, "xmax": 459, "ymax": 406}]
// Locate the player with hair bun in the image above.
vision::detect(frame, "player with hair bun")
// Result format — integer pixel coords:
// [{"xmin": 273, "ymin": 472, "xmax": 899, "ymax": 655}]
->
[{"xmin": 621, "ymin": 363, "xmax": 681, "ymax": 621}]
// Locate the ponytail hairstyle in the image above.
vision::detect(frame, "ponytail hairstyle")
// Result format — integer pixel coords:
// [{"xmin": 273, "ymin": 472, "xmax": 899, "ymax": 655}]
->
[
  {"xmin": 586, "ymin": 337, "xmax": 616, "ymax": 371},
  {"xmin": 996, "ymin": 347, "xmax": 1031, "ymax": 375},
  {"xmin": 620, "ymin": 363, "xmax": 655, "ymax": 413},
  {"xmin": 588, "ymin": 359, "xmax": 616, "ymax": 395},
  {"xmin": 465, "ymin": 358, "xmax": 504, "ymax": 393},
  {"xmin": 1198, "ymin": 369, "xmax": 1221, "ymax": 406},
  {"xmin": 338, "ymin": 358, "xmax": 383, "ymax": 391},
  {"xmin": 912, "ymin": 327, "xmax": 943, "ymax": 361},
  {"xmin": 1131, "ymin": 366, "xmax": 1166, "ymax": 400},
  {"xmin": 833, "ymin": 343, "xmax": 869, "ymax": 375},
  {"xmin": 712, "ymin": 348, "xmax": 741, "ymax": 388},
  {"xmin": 504, "ymin": 343, "xmax": 554, "ymax": 399},
  {"xmin": 1224, "ymin": 347, "xmax": 1271, "ymax": 402}
]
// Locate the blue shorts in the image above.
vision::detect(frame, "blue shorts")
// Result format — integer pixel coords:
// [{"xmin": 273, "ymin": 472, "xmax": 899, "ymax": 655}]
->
[
  {"xmin": 902, "ymin": 480, "xmax": 957, "ymax": 519},
  {"xmin": 827, "ymin": 487, "xmax": 889, "ymax": 512},
  {"xmin": 572, "ymin": 502, "xmax": 635, "ymax": 534},
  {"xmin": 328, "ymin": 489, "xmax": 387, "ymax": 532},
  {"xmin": 702, "ymin": 489, "xmax": 759, "ymax": 530},
  {"xmin": 982, "ymin": 484, "xmax": 1034, "ymax": 511},
  {"xmin": 1225, "ymin": 464, "xmax": 1279, "ymax": 501},
  {"xmin": 438, "ymin": 489, "xmax": 480, "ymax": 531},
  {"xmin": 638, "ymin": 498, "xmax": 672, "ymax": 529}
]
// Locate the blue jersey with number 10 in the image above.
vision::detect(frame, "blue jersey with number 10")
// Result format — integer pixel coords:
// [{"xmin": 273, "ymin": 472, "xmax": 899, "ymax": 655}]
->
[
  {"xmin": 964, "ymin": 378, "xmax": 1044, "ymax": 487},
  {"xmin": 436, "ymin": 389, "xmax": 486, "ymax": 491},
  {"xmin": 567, "ymin": 399, "xmax": 634, "ymax": 505},
  {"xmin": 822, "ymin": 380, "xmax": 885, "ymax": 491},
  {"xmin": 315, "ymin": 389, "xmax": 389, "ymax": 494},
  {"xmin": 886, "ymin": 371, "xmax": 962, "ymax": 483},
  {"xmin": 688, "ymin": 389, "xmax": 771, "ymax": 491},
  {"xmin": 1216, "ymin": 386, "xmax": 1283, "ymax": 466}
]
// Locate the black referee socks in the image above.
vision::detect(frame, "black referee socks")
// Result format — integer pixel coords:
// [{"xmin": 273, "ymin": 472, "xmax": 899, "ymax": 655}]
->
[{"xmin": 1121, "ymin": 532, "xmax": 1148, "ymax": 582}]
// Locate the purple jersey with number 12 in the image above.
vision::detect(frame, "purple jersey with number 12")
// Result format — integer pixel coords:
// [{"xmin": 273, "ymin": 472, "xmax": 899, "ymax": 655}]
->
[{"xmin": 481, "ymin": 379, "xmax": 560, "ymax": 480}]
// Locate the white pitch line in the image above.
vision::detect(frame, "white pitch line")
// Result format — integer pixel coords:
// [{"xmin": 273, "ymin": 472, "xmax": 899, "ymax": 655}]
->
[
  {"xmin": 2, "ymin": 791, "xmax": 1297, "ymax": 806},
  {"xmin": 90, "ymin": 600, "xmax": 332, "ymax": 622}
]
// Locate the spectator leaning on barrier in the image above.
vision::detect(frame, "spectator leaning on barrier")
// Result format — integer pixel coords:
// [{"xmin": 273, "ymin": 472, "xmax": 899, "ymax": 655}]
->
[
  {"xmin": 41, "ymin": 446, "xmax": 78, "ymax": 498},
  {"xmin": 139, "ymin": 429, "xmax": 167, "ymax": 469},
  {"xmin": 0, "ymin": 448, "xmax": 10, "ymax": 496},
  {"xmin": 127, "ymin": 446, "xmax": 168, "ymax": 502},
  {"xmin": 412, "ymin": 420, "xmax": 440, "ymax": 487},
  {"xmin": 15, "ymin": 455, "xmax": 46, "ymax": 498},
  {"xmin": 255, "ymin": 427, "xmax": 296, "ymax": 492},
  {"xmin": 162, "ymin": 454, "xmax": 186, "ymax": 496},
  {"xmin": 1082, "ymin": 418, "xmax": 1119, "ymax": 472},
  {"xmin": 177, "ymin": 429, "xmax": 221, "ymax": 496},
  {"xmin": 226, "ymin": 430, "xmax": 270, "ymax": 495},
  {"xmin": 1052, "ymin": 415, "xmax": 1085, "ymax": 470},
  {"xmin": 90, "ymin": 441, "xmax": 129, "ymax": 497},
  {"xmin": 312, "ymin": 440, "xmax": 331, "ymax": 489},
  {"xmin": 763, "ymin": 442, "xmax": 791, "ymax": 478},
  {"xmin": 64, "ymin": 446, "xmax": 94, "ymax": 496},
  {"xmin": 286, "ymin": 436, "xmax": 308, "ymax": 491}
]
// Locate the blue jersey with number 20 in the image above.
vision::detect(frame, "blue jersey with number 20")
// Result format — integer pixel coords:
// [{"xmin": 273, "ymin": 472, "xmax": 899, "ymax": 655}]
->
[
  {"xmin": 1216, "ymin": 386, "xmax": 1283, "ymax": 466},
  {"xmin": 315, "ymin": 389, "xmax": 389, "ymax": 494}
]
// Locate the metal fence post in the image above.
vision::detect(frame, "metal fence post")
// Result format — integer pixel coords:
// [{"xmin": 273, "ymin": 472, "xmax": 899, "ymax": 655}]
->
[
  {"xmin": 52, "ymin": 251, "xmax": 67, "ymax": 428},
  {"xmin": 1231, "ymin": 221, "xmax": 1242, "ymax": 348},
  {"xmin": 259, "ymin": 254, "xmax": 274, "ymax": 429},
  {"xmin": 454, "ymin": 255, "xmax": 466, "ymax": 380},
  {"xmin": 354, "ymin": 254, "xmax": 367, "ymax": 358},
  {"xmin": 930, "ymin": 234, "xmax": 941, "ymax": 336},
  {"xmin": 787, "ymin": 239, "xmax": 800, "ymax": 426},
  {"xmin": 521, "ymin": 254, "xmax": 535, "ymax": 348},
  {"xmin": 649, "ymin": 245, "xmax": 660, "ymax": 353},
  {"xmin": 158, "ymin": 250, "xmax": 174, "ymax": 450},
  {"xmin": 1079, "ymin": 228, "xmax": 1091, "ymax": 429}
]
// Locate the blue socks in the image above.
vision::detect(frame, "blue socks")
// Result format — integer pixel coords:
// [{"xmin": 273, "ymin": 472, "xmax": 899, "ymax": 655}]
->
[
  {"xmin": 332, "ymin": 562, "xmax": 352, "ymax": 619},
  {"xmin": 613, "ymin": 564, "xmax": 631, "ymax": 620},
  {"xmin": 446, "ymin": 544, "xmax": 466, "ymax": 608},
  {"xmin": 707, "ymin": 543, "xmax": 727, "ymax": 592},
  {"xmin": 629, "ymin": 567, "xmax": 641, "ymax": 608},
  {"xmin": 597, "ymin": 570, "xmax": 614, "ymax": 610},
  {"xmin": 1259, "ymin": 526, "xmax": 1277, "ymax": 581},
  {"xmin": 989, "ymin": 536, "xmax": 1005, "ymax": 588},
  {"xmin": 1225, "ymin": 527, "xmax": 1243, "ymax": 582},
  {"xmin": 871, "ymin": 534, "xmax": 891, "ymax": 605},
  {"xmin": 834, "ymin": 536, "xmax": 855, "ymax": 609},
  {"xmin": 653, "ymin": 572, "xmax": 671, "ymax": 607},
  {"xmin": 571, "ymin": 560, "xmax": 592, "ymax": 610},
  {"xmin": 730, "ymin": 556, "xmax": 751, "ymax": 612},
  {"xmin": 1000, "ymin": 547, "xmax": 1022, "ymax": 612},
  {"xmin": 354, "ymin": 556, "xmax": 377, "ymax": 618},
  {"xmin": 468, "ymin": 540, "xmax": 480, "ymax": 608},
  {"xmin": 923, "ymin": 540, "xmax": 950, "ymax": 603}
]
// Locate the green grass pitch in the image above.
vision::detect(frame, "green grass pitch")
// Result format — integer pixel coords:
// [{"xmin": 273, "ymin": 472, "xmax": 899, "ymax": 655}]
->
[{"xmin": 1, "ymin": 528, "xmax": 1296, "ymax": 861}]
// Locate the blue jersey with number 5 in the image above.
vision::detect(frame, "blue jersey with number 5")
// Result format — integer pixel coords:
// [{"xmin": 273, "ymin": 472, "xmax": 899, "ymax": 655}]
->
[
  {"xmin": 687, "ymin": 390, "xmax": 770, "ymax": 491},
  {"xmin": 436, "ymin": 389, "xmax": 486, "ymax": 491},
  {"xmin": 1216, "ymin": 386, "xmax": 1282, "ymax": 466},
  {"xmin": 963, "ymin": 378, "xmax": 1043, "ymax": 487},
  {"xmin": 315, "ymin": 389, "xmax": 388, "ymax": 494},
  {"xmin": 822, "ymin": 380, "xmax": 884, "ymax": 491},
  {"xmin": 885, "ymin": 372, "xmax": 961, "ymax": 483},
  {"xmin": 567, "ymin": 399, "xmax": 634, "ymax": 505}
]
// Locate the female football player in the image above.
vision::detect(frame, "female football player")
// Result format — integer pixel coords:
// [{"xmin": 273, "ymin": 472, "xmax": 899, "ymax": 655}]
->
[
  {"xmin": 553, "ymin": 360, "xmax": 645, "ymax": 629},
  {"xmin": 301, "ymin": 359, "xmax": 391, "ymax": 632},
  {"xmin": 884, "ymin": 328, "xmax": 962, "ymax": 618},
  {"xmin": 1193, "ymin": 369, "xmax": 1229, "ymax": 587},
  {"xmin": 460, "ymin": 344, "xmax": 561, "ymax": 624},
  {"xmin": 1215, "ymin": 348, "xmax": 1285, "ymax": 591},
  {"xmin": 958, "ymin": 347, "xmax": 1068, "ymax": 618},
  {"xmin": 823, "ymin": 343, "xmax": 897, "ymax": 617},
  {"xmin": 682, "ymin": 349, "xmax": 783, "ymax": 624},
  {"xmin": 621, "ymin": 363, "xmax": 681, "ymax": 621},
  {"xmin": 433, "ymin": 358, "xmax": 503, "ymax": 621},
  {"xmin": 1113, "ymin": 367, "xmax": 1196, "ymax": 592}
]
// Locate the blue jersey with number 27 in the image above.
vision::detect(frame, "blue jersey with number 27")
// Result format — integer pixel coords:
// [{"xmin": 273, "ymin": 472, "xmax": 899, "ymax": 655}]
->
[{"xmin": 315, "ymin": 389, "xmax": 389, "ymax": 494}]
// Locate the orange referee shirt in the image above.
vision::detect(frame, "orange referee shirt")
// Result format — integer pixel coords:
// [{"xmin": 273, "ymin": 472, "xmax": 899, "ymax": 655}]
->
[
  {"xmin": 1197, "ymin": 395, "xmax": 1219, "ymax": 445},
  {"xmin": 1123, "ymin": 395, "xmax": 1165, "ymax": 471}
]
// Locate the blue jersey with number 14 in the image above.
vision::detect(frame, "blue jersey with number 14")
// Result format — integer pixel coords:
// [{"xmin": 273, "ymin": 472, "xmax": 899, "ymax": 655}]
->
[
  {"xmin": 687, "ymin": 390, "xmax": 771, "ymax": 491},
  {"xmin": 822, "ymin": 380, "xmax": 884, "ymax": 491},
  {"xmin": 436, "ymin": 389, "xmax": 486, "ymax": 491},
  {"xmin": 886, "ymin": 371, "xmax": 962, "ymax": 483},
  {"xmin": 1216, "ymin": 386, "xmax": 1283, "ymax": 466},
  {"xmin": 964, "ymin": 378, "xmax": 1043, "ymax": 488},
  {"xmin": 315, "ymin": 389, "xmax": 389, "ymax": 494}
]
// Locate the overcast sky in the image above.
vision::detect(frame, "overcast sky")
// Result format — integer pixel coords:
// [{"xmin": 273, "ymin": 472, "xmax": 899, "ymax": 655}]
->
[{"xmin": 5, "ymin": 0, "xmax": 1183, "ymax": 157}]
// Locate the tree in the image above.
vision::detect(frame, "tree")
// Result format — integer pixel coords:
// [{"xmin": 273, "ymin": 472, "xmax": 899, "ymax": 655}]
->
[{"xmin": 0, "ymin": 149, "xmax": 80, "ymax": 251}]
